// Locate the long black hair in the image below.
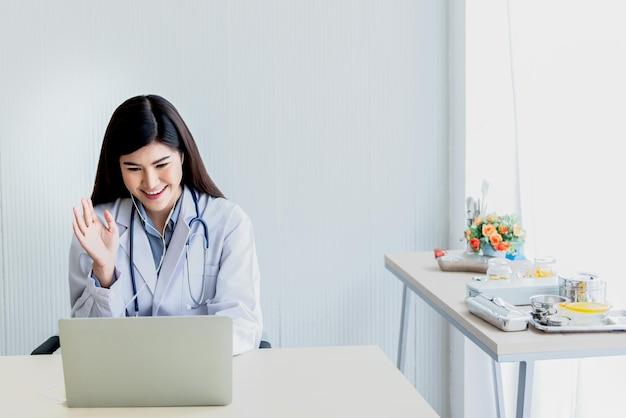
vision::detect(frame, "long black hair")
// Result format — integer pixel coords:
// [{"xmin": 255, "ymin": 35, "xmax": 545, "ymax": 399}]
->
[{"xmin": 91, "ymin": 95, "xmax": 224, "ymax": 205}]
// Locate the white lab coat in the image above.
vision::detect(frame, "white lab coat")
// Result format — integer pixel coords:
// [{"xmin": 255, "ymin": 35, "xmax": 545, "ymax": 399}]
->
[{"xmin": 68, "ymin": 186, "xmax": 262, "ymax": 355}]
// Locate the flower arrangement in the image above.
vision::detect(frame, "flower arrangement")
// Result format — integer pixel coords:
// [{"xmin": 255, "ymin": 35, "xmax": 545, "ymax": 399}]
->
[{"xmin": 464, "ymin": 213, "xmax": 525, "ymax": 256}]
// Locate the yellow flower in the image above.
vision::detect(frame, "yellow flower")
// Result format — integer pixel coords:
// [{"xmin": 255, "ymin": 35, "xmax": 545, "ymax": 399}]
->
[
  {"xmin": 487, "ymin": 213, "xmax": 497, "ymax": 223},
  {"xmin": 464, "ymin": 229, "xmax": 472, "ymax": 240},
  {"xmin": 482, "ymin": 224, "xmax": 496, "ymax": 237},
  {"xmin": 513, "ymin": 224, "xmax": 523, "ymax": 237}
]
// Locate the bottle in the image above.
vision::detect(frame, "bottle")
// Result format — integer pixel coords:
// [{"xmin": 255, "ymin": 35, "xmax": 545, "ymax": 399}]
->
[{"xmin": 533, "ymin": 256, "xmax": 556, "ymax": 279}]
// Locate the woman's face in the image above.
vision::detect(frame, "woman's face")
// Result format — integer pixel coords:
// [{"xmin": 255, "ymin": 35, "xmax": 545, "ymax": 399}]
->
[{"xmin": 119, "ymin": 142, "xmax": 184, "ymax": 217}]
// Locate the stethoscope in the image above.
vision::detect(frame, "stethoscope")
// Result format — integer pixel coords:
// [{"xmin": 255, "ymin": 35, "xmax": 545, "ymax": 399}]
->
[{"xmin": 128, "ymin": 188, "xmax": 209, "ymax": 316}]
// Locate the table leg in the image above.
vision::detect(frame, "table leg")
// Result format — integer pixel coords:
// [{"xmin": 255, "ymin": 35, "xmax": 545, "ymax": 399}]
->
[
  {"xmin": 396, "ymin": 283, "xmax": 409, "ymax": 371},
  {"xmin": 516, "ymin": 360, "xmax": 534, "ymax": 418},
  {"xmin": 492, "ymin": 359, "xmax": 506, "ymax": 418}
]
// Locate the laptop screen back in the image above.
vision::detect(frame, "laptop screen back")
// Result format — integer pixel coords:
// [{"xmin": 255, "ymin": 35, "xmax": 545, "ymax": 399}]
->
[{"xmin": 59, "ymin": 316, "xmax": 232, "ymax": 407}]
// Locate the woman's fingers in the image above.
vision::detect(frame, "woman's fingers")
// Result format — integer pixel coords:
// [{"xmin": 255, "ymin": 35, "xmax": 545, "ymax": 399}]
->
[
  {"xmin": 88, "ymin": 198, "xmax": 101, "ymax": 226},
  {"xmin": 72, "ymin": 220, "xmax": 86, "ymax": 245},
  {"xmin": 73, "ymin": 219, "xmax": 101, "ymax": 264},
  {"xmin": 81, "ymin": 198, "xmax": 93, "ymax": 226},
  {"xmin": 73, "ymin": 206, "xmax": 87, "ymax": 235},
  {"xmin": 103, "ymin": 209, "xmax": 118, "ymax": 233}
]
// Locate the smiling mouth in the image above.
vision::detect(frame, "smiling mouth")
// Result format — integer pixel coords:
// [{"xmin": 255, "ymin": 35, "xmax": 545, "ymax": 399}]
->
[{"xmin": 142, "ymin": 186, "xmax": 167, "ymax": 200}]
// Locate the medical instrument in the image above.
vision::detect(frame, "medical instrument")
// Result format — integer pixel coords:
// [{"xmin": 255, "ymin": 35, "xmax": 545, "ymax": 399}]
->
[
  {"xmin": 466, "ymin": 293, "xmax": 529, "ymax": 332},
  {"xmin": 128, "ymin": 188, "xmax": 210, "ymax": 315},
  {"xmin": 529, "ymin": 294, "xmax": 568, "ymax": 324},
  {"xmin": 184, "ymin": 199, "xmax": 210, "ymax": 309}
]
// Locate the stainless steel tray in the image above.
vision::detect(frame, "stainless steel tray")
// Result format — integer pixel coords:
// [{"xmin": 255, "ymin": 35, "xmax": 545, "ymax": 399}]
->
[
  {"xmin": 466, "ymin": 294, "xmax": 529, "ymax": 332},
  {"xmin": 530, "ymin": 310, "xmax": 626, "ymax": 333}
]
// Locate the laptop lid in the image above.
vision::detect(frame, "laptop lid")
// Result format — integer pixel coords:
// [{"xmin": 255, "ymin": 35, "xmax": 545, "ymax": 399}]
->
[{"xmin": 59, "ymin": 316, "xmax": 232, "ymax": 407}]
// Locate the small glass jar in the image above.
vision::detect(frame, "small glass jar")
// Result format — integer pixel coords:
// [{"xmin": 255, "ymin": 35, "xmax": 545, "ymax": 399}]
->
[
  {"xmin": 533, "ymin": 256, "xmax": 557, "ymax": 279},
  {"xmin": 558, "ymin": 272, "xmax": 606, "ymax": 304},
  {"xmin": 487, "ymin": 258, "xmax": 513, "ymax": 280},
  {"xmin": 510, "ymin": 259, "xmax": 534, "ymax": 279}
]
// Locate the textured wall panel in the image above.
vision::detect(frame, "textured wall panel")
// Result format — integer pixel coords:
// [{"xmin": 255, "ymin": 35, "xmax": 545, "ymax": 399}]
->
[{"xmin": 0, "ymin": 0, "xmax": 449, "ymax": 415}]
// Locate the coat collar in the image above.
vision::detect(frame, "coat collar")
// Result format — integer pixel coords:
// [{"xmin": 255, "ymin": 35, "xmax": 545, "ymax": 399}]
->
[
  {"xmin": 117, "ymin": 185, "xmax": 197, "ymax": 300},
  {"xmin": 152, "ymin": 186, "xmax": 197, "ymax": 312},
  {"xmin": 118, "ymin": 200, "xmax": 157, "ymax": 295}
]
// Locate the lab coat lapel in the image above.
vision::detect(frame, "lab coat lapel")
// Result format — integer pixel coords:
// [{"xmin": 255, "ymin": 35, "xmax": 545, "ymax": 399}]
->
[
  {"xmin": 152, "ymin": 187, "xmax": 193, "ymax": 313},
  {"xmin": 118, "ymin": 199, "xmax": 158, "ymax": 295}
]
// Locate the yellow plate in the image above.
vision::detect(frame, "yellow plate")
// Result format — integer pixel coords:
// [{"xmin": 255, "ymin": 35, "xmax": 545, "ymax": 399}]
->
[{"xmin": 559, "ymin": 302, "xmax": 610, "ymax": 314}]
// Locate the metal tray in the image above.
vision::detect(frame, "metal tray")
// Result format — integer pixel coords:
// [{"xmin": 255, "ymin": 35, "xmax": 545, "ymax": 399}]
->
[
  {"xmin": 466, "ymin": 294, "xmax": 529, "ymax": 332},
  {"xmin": 530, "ymin": 310, "xmax": 626, "ymax": 333}
]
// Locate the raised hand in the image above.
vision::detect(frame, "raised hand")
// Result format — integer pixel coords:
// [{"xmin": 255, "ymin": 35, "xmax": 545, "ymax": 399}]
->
[{"xmin": 72, "ymin": 198, "xmax": 119, "ymax": 287}]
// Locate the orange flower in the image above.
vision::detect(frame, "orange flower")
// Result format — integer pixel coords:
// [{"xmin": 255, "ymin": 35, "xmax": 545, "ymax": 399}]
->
[
  {"xmin": 489, "ymin": 233, "xmax": 503, "ymax": 247},
  {"xmin": 470, "ymin": 238, "xmax": 481, "ymax": 251},
  {"xmin": 472, "ymin": 216, "xmax": 483, "ymax": 226},
  {"xmin": 465, "ymin": 229, "xmax": 472, "ymax": 241},
  {"xmin": 498, "ymin": 225, "xmax": 509, "ymax": 235},
  {"xmin": 482, "ymin": 224, "xmax": 496, "ymax": 237},
  {"xmin": 496, "ymin": 241, "xmax": 510, "ymax": 252}
]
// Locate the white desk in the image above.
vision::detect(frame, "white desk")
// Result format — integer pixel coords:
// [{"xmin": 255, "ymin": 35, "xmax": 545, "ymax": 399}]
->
[
  {"xmin": 385, "ymin": 252, "xmax": 626, "ymax": 418},
  {"xmin": 0, "ymin": 345, "xmax": 438, "ymax": 418}
]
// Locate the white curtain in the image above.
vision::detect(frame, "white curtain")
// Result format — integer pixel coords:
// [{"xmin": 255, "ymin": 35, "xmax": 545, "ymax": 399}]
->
[{"xmin": 467, "ymin": 0, "xmax": 626, "ymax": 416}]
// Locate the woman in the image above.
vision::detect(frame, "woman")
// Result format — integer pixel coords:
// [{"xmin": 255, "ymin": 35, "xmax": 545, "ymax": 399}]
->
[{"xmin": 69, "ymin": 95, "xmax": 262, "ymax": 355}]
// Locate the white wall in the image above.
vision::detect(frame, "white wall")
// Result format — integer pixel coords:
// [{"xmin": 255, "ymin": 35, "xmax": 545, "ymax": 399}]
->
[{"xmin": 0, "ymin": 0, "xmax": 450, "ymax": 414}]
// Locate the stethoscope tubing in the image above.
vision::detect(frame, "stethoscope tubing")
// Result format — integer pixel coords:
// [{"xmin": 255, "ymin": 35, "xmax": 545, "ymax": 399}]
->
[
  {"xmin": 128, "ymin": 188, "xmax": 209, "ymax": 316},
  {"xmin": 129, "ymin": 209, "xmax": 139, "ymax": 314}
]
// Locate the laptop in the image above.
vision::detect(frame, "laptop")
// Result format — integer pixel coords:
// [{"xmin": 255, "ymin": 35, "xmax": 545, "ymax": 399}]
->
[{"xmin": 59, "ymin": 316, "xmax": 232, "ymax": 407}]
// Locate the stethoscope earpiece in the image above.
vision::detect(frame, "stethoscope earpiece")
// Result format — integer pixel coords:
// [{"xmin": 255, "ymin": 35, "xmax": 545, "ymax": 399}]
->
[{"xmin": 128, "ymin": 189, "xmax": 210, "ymax": 316}]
